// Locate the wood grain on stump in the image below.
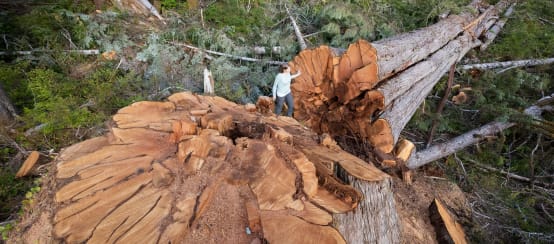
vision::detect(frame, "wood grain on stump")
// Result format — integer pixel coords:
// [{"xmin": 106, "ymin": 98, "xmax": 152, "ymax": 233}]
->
[{"xmin": 21, "ymin": 92, "xmax": 389, "ymax": 244}]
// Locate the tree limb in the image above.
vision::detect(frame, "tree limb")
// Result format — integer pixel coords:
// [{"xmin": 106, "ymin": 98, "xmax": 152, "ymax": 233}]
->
[
  {"xmin": 170, "ymin": 41, "xmax": 286, "ymax": 65},
  {"xmin": 466, "ymin": 158, "xmax": 553, "ymax": 188},
  {"xmin": 408, "ymin": 93, "xmax": 554, "ymax": 169},
  {"xmin": 480, "ymin": 3, "xmax": 516, "ymax": 51},
  {"xmin": 461, "ymin": 58, "xmax": 554, "ymax": 70},
  {"xmin": 0, "ymin": 49, "xmax": 100, "ymax": 55},
  {"xmin": 426, "ymin": 63, "xmax": 456, "ymax": 148},
  {"xmin": 284, "ymin": 4, "xmax": 307, "ymax": 50}
]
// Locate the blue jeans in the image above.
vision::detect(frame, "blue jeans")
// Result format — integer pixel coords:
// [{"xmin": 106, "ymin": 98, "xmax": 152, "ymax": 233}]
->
[{"xmin": 275, "ymin": 93, "xmax": 294, "ymax": 117}]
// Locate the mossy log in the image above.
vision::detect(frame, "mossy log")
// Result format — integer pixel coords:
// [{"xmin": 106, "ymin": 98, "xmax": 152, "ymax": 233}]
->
[{"xmin": 12, "ymin": 92, "xmax": 395, "ymax": 244}]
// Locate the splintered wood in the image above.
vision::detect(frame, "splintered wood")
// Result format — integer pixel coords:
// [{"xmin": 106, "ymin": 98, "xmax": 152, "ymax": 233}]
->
[
  {"xmin": 429, "ymin": 199, "xmax": 468, "ymax": 244},
  {"xmin": 289, "ymin": 40, "xmax": 391, "ymax": 155},
  {"xmin": 33, "ymin": 92, "xmax": 388, "ymax": 243}
]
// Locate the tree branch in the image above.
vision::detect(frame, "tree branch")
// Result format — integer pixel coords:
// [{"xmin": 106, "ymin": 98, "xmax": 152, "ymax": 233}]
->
[
  {"xmin": 284, "ymin": 4, "xmax": 307, "ymax": 50},
  {"xmin": 480, "ymin": 3, "xmax": 516, "ymax": 50},
  {"xmin": 0, "ymin": 49, "xmax": 100, "ymax": 55},
  {"xmin": 169, "ymin": 41, "xmax": 286, "ymax": 65},
  {"xmin": 426, "ymin": 63, "xmax": 456, "ymax": 148},
  {"xmin": 408, "ymin": 93, "xmax": 553, "ymax": 169},
  {"xmin": 461, "ymin": 58, "xmax": 554, "ymax": 70}
]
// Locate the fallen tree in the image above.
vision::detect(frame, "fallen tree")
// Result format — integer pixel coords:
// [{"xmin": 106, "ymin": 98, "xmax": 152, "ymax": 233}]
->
[{"xmin": 10, "ymin": 0, "xmax": 521, "ymax": 243}]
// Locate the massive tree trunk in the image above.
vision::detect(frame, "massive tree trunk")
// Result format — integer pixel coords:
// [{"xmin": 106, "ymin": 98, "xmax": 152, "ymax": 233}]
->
[
  {"xmin": 11, "ymin": 92, "xmax": 393, "ymax": 243},
  {"xmin": 285, "ymin": 0, "xmax": 513, "ymax": 242}
]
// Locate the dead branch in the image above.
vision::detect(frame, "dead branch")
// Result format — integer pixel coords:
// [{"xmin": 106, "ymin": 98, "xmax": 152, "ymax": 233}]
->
[
  {"xmin": 284, "ymin": 4, "xmax": 307, "ymax": 50},
  {"xmin": 461, "ymin": 58, "xmax": 554, "ymax": 70},
  {"xmin": 170, "ymin": 41, "xmax": 286, "ymax": 65},
  {"xmin": 480, "ymin": 3, "xmax": 516, "ymax": 50},
  {"xmin": 466, "ymin": 158, "xmax": 553, "ymax": 188},
  {"xmin": 427, "ymin": 63, "xmax": 456, "ymax": 148},
  {"xmin": 408, "ymin": 93, "xmax": 553, "ymax": 169},
  {"xmin": 0, "ymin": 50, "xmax": 100, "ymax": 55}
]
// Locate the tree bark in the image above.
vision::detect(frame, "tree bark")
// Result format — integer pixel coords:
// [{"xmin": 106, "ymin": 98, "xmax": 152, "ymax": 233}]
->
[
  {"xmin": 0, "ymin": 85, "xmax": 16, "ymax": 124},
  {"xmin": 285, "ymin": 4, "xmax": 308, "ymax": 50},
  {"xmin": 480, "ymin": 3, "xmax": 516, "ymax": 51},
  {"xmin": 334, "ymin": 178, "xmax": 401, "ymax": 244}
]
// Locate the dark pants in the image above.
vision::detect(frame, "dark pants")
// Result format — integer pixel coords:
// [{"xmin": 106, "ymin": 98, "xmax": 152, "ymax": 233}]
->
[{"xmin": 275, "ymin": 93, "xmax": 294, "ymax": 117}]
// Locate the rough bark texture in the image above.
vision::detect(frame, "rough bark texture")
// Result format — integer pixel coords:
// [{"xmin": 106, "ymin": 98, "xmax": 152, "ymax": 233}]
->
[
  {"xmin": 11, "ymin": 92, "xmax": 392, "ymax": 244},
  {"xmin": 334, "ymin": 177, "xmax": 400, "ymax": 244},
  {"xmin": 0, "ymin": 85, "xmax": 16, "ymax": 124}
]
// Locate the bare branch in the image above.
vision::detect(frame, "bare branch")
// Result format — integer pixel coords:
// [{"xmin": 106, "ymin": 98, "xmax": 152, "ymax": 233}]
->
[
  {"xmin": 284, "ymin": 4, "xmax": 307, "ymax": 50},
  {"xmin": 170, "ymin": 41, "xmax": 286, "ymax": 65},
  {"xmin": 461, "ymin": 58, "xmax": 554, "ymax": 70},
  {"xmin": 408, "ymin": 93, "xmax": 554, "ymax": 169}
]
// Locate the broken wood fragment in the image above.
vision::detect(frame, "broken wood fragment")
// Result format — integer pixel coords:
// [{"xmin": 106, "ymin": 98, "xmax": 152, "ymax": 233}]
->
[
  {"xmin": 429, "ymin": 198, "xmax": 468, "ymax": 244},
  {"xmin": 15, "ymin": 151, "xmax": 40, "ymax": 178}
]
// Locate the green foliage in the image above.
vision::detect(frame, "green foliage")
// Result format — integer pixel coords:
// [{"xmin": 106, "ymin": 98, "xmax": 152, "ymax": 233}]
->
[
  {"xmin": 204, "ymin": 0, "xmax": 272, "ymax": 39},
  {"xmin": 486, "ymin": 0, "xmax": 554, "ymax": 59},
  {"xmin": 0, "ymin": 169, "xmax": 33, "ymax": 221}
]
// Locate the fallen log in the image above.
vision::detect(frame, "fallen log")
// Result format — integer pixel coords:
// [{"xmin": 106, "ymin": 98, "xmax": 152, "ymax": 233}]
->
[
  {"xmin": 11, "ymin": 92, "xmax": 394, "ymax": 243},
  {"xmin": 289, "ymin": 0, "xmax": 512, "ymax": 152}
]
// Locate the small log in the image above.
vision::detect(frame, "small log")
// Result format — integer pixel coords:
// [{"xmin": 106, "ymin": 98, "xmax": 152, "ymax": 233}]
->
[
  {"xmin": 15, "ymin": 151, "xmax": 40, "ymax": 178},
  {"xmin": 0, "ymin": 50, "xmax": 100, "ymax": 56},
  {"xmin": 429, "ymin": 198, "xmax": 468, "ymax": 244}
]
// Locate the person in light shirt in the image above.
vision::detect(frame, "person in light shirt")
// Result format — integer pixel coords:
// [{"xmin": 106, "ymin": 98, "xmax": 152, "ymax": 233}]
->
[{"xmin": 272, "ymin": 64, "xmax": 301, "ymax": 117}]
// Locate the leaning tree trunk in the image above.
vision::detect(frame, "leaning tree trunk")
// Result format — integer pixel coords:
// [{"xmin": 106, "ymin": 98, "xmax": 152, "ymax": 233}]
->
[
  {"xmin": 0, "ymin": 85, "xmax": 16, "ymax": 125},
  {"xmin": 11, "ymin": 92, "xmax": 393, "ymax": 243}
]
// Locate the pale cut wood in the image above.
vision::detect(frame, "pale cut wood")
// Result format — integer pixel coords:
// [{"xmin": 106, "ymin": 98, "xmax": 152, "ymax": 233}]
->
[
  {"xmin": 429, "ymin": 199, "xmax": 468, "ymax": 244},
  {"xmin": 395, "ymin": 139, "xmax": 415, "ymax": 162},
  {"xmin": 15, "ymin": 151, "xmax": 40, "ymax": 178},
  {"xmin": 260, "ymin": 212, "xmax": 346, "ymax": 244},
  {"xmin": 293, "ymin": 201, "xmax": 332, "ymax": 225}
]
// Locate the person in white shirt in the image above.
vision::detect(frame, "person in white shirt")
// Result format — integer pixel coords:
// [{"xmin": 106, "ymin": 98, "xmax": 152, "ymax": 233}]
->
[{"xmin": 272, "ymin": 64, "xmax": 301, "ymax": 117}]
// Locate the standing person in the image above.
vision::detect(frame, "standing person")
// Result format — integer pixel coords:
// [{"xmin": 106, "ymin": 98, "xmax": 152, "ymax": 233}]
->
[{"xmin": 272, "ymin": 64, "xmax": 301, "ymax": 117}]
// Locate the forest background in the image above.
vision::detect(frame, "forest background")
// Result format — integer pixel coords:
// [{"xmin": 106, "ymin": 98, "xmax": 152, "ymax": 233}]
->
[{"xmin": 0, "ymin": 0, "xmax": 552, "ymax": 242}]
